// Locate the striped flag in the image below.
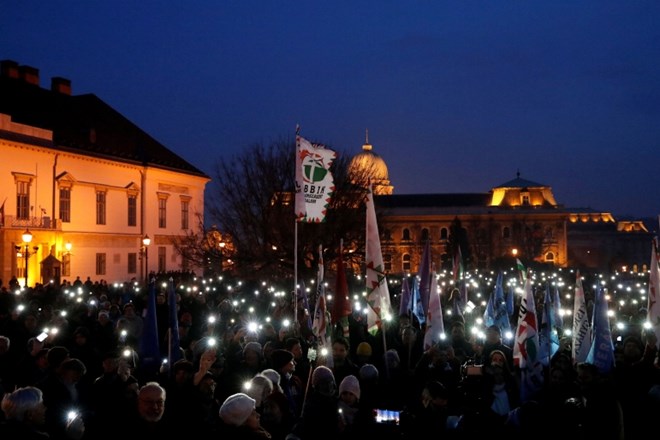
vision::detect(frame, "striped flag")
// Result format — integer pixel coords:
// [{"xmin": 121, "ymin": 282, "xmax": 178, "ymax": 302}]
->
[
  {"xmin": 513, "ymin": 278, "xmax": 543, "ymax": 402},
  {"xmin": 365, "ymin": 184, "xmax": 392, "ymax": 336},
  {"xmin": 312, "ymin": 245, "xmax": 333, "ymax": 361}
]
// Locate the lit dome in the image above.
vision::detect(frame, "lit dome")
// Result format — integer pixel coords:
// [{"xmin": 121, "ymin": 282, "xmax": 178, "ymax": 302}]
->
[{"xmin": 348, "ymin": 130, "xmax": 393, "ymax": 195}]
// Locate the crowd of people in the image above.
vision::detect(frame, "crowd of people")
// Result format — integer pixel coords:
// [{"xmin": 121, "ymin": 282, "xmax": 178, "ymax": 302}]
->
[{"xmin": 0, "ymin": 271, "xmax": 659, "ymax": 439}]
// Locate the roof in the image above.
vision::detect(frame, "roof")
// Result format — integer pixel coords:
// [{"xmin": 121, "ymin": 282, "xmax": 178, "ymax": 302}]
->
[
  {"xmin": 375, "ymin": 193, "xmax": 491, "ymax": 208},
  {"xmin": 0, "ymin": 74, "xmax": 208, "ymax": 178},
  {"xmin": 494, "ymin": 176, "xmax": 547, "ymax": 189}
]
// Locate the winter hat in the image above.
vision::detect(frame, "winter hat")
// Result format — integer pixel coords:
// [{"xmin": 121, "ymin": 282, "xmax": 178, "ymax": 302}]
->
[
  {"xmin": 356, "ymin": 342, "xmax": 372, "ymax": 357},
  {"xmin": 271, "ymin": 349, "xmax": 294, "ymax": 371},
  {"xmin": 311, "ymin": 365, "xmax": 335, "ymax": 387},
  {"xmin": 359, "ymin": 363, "xmax": 379, "ymax": 381},
  {"xmin": 219, "ymin": 393, "xmax": 256, "ymax": 426},
  {"xmin": 243, "ymin": 341, "xmax": 263, "ymax": 357},
  {"xmin": 384, "ymin": 349, "xmax": 400, "ymax": 368},
  {"xmin": 339, "ymin": 375, "xmax": 361, "ymax": 400},
  {"xmin": 246, "ymin": 374, "xmax": 274, "ymax": 407},
  {"xmin": 46, "ymin": 346, "xmax": 70, "ymax": 369},
  {"xmin": 261, "ymin": 369, "xmax": 283, "ymax": 392}
]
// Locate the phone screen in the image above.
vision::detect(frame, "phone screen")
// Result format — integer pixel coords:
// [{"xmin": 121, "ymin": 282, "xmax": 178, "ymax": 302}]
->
[
  {"xmin": 36, "ymin": 332, "xmax": 48, "ymax": 342},
  {"xmin": 375, "ymin": 409, "xmax": 400, "ymax": 424}
]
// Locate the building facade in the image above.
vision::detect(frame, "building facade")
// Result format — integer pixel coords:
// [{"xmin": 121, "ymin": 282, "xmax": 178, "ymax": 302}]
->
[
  {"xmin": 350, "ymin": 138, "xmax": 651, "ymax": 275},
  {"xmin": 0, "ymin": 60, "xmax": 210, "ymax": 286}
]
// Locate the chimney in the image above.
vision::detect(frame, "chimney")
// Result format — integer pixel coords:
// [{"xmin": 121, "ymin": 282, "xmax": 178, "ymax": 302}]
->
[
  {"xmin": 1, "ymin": 60, "xmax": 19, "ymax": 79},
  {"xmin": 18, "ymin": 65, "xmax": 40, "ymax": 86},
  {"xmin": 51, "ymin": 77, "xmax": 72, "ymax": 95}
]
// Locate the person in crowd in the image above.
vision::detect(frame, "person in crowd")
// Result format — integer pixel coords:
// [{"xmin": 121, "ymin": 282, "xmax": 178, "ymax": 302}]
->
[
  {"xmin": 115, "ymin": 303, "xmax": 143, "ymax": 348},
  {"xmin": 331, "ymin": 336, "xmax": 359, "ymax": 387},
  {"xmin": 37, "ymin": 357, "xmax": 89, "ymax": 440},
  {"xmin": 401, "ymin": 380, "xmax": 456, "ymax": 439},
  {"xmin": 480, "ymin": 325, "xmax": 513, "ymax": 369},
  {"xmin": 290, "ymin": 365, "xmax": 341, "ymax": 440},
  {"xmin": 123, "ymin": 381, "xmax": 172, "ymax": 435},
  {"xmin": 355, "ymin": 342, "xmax": 373, "ymax": 367},
  {"xmin": 217, "ymin": 392, "xmax": 272, "ymax": 439},
  {"xmin": 413, "ymin": 343, "xmax": 462, "ymax": 399},
  {"xmin": 245, "ymin": 373, "xmax": 275, "ymax": 412},
  {"xmin": 261, "ymin": 386, "xmax": 296, "ymax": 440},
  {"xmin": 285, "ymin": 337, "xmax": 311, "ymax": 392},
  {"xmin": 0, "ymin": 386, "xmax": 84, "ymax": 440},
  {"xmin": 16, "ymin": 338, "xmax": 49, "ymax": 387},
  {"xmin": 270, "ymin": 349, "xmax": 304, "ymax": 418},
  {"xmin": 448, "ymin": 321, "xmax": 475, "ymax": 365},
  {"xmin": 337, "ymin": 374, "xmax": 374, "ymax": 439}
]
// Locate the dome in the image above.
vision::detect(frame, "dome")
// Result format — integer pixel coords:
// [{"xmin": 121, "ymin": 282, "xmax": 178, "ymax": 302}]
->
[{"xmin": 348, "ymin": 130, "xmax": 393, "ymax": 195}]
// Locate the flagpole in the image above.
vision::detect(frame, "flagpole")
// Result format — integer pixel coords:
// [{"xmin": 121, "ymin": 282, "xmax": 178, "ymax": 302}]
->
[
  {"xmin": 294, "ymin": 124, "xmax": 300, "ymax": 334},
  {"xmin": 294, "ymin": 221, "xmax": 298, "ymax": 335},
  {"xmin": 381, "ymin": 320, "xmax": 390, "ymax": 380}
]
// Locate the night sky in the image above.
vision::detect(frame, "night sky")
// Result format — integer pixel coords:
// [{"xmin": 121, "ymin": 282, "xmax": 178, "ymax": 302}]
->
[{"xmin": 3, "ymin": 2, "xmax": 660, "ymax": 220}]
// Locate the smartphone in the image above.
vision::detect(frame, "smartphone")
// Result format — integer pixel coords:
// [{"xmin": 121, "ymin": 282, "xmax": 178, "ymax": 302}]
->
[
  {"xmin": 36, "ymin": 332, "xmax": 48, "ymax": 342},
  {"xmin": 375, "ymin": 409, "xmax": 401, "ymax": 425}
]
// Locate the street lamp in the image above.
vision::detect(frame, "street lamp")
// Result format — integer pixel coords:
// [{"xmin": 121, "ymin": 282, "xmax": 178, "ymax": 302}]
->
[
  {"xmin": 21, "ymin": 229, "xmax": 33, "ymax": 288},
  {"xmin": 142, "ymin": 234, "xmax": 151, "ymax": 285}
]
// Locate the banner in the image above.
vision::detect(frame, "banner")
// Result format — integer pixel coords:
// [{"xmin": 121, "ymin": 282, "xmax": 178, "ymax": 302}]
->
[{"xmin": 294, "ymin": 134, "xmax": 336, "ymax": 223}]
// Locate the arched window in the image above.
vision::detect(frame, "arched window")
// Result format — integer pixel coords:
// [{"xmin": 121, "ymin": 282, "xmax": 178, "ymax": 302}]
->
[
  {"xmin": 384, "ymin": 254, "xmax": 392, "ymax": 272},
  {"xmin": 440, "ymin": 228, "xmax": 448, "ymax": 240},
  {"xmin": 402, "ymin": 254, "xmax": 411, "ymax": 272},
  {"xmin": 545, "ymin": 252, "xmax": 554, "ymax": 262},
  {"xmin": 502, "ymin": 226, "xmax": 510, "ymax": 239},
  {"xmin": 402, "ymin": 228, "xmax": 411, "ymax": 241},
  {"xmin": 421, "ymin": 228, "xmax": 429, "ymax": 242}
]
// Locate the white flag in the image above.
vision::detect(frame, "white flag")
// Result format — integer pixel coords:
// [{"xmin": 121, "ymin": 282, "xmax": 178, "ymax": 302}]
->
[
  {"xmin": 295, "ymin": 134, "xmax": 336, "ymax": 223},
  {"xmin": 423, "ymin": 269, "xmax": 444, "ymax": 350},
  {"xmin": 571, "ymin": 270, "xmax": 591, "ymax": 364},
  {"xmin": 365, "ymin": 184, "xmax": 392, "ymax": 336}
]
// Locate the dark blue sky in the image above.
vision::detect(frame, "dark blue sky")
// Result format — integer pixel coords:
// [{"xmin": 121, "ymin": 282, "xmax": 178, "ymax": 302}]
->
[{"xmin": 3, "ymin": 2, "xmax": 660, "ymax": 219}]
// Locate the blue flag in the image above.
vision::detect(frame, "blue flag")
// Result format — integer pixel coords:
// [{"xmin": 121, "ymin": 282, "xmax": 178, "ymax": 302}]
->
[
  {"xmin": 587, "ymin": 286, "xmax": 615, "ymax": 374},
  {"xmin": 140, "ymin": 280, "xmax": 161, "ymax": 377},
  {"xmin": 411, "ymin": 277, "xmax": 426, "ymax": 326},
  {"xmin": 483, "ymin": 289, "xmax": 495, "ymax": 327},
  {"xmin": 298, "ymin": 280, "xmax": 313, "ymax": 331},
  {"xmin": 493, "ymin": 272, "xmax": 512, "ymax": 335},
  {"xmin": 167, "ymin": 277, "xmax": 182, "ymax": 368},
  {"xmin": 539, "ymin": 283, "xmax": 560, "ymax": 366}
]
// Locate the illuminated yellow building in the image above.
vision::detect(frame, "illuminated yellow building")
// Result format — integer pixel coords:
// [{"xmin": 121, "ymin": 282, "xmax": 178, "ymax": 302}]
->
[
  {"xmin": 350, "ymin": 139, "xmax": 651, "ymax": 273},
  {"xmin": 0, "ymin": 60, "xmax": 209, "ymax": 286}
]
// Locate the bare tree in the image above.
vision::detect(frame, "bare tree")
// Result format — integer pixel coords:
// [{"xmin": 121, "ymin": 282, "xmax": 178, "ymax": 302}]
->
[{"xmin": 201, "ymin": 137, "xmax": 372, "ymax": 282}]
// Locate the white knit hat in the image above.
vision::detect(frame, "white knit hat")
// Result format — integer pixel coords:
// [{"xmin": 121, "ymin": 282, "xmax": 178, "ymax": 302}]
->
[
  {"xmin": 219, "ymin": 393, "xmax": 256, "ymax": 426},
  {"xmin": 339, "ymin": 375, "xmax": 361, "ymax": 400}
]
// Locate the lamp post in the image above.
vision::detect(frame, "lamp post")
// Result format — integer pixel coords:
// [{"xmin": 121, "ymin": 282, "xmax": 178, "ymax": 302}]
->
[
  {"xmin": 22, "ymin": 229, "xmax": 33, "ymax": 288},
  {"xmin": 142, "ymin": 234, "xmax": 151, "ymax": 285}
]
